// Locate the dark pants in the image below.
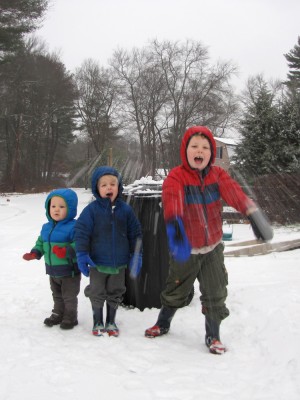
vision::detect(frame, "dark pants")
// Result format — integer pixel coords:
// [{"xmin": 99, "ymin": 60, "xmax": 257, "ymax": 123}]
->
[
  {"xmin": 88, "ymin": 268, "xmax": 126, "ymax": 309},
  {"xmin": 49, "ymin": 274, "xmax": 81, "ymax": 319},
  {"xmin": 161, "ymin": 242, "xmax": 229, "ymax": 324}
]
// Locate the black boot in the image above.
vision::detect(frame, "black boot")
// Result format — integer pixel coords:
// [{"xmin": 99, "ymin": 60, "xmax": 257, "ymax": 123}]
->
[
  {"xmin": 106, "ymin": 303, "xmax": 117, "ymax": 324},
  {"xmin": 93, "ymin": 307, "xmax": 104, "ymax": 325},
  {"xmin": 92, "ymin": 307, "xmax": 104, "ymax": 336},
  {"xmin": 60, "ymin": 311, "xmax": 78, "ymax": 330},
  {"xmin": 44, "ymin": 310, "xmax": 63, "ymax": 327},
  {"xmin": 204, "ymin": 316, "xmax": 226, "ymax": 354},
  {"xmin": 205, "ymin": 316, "xmax": 220, "ymax": 346},
  {"xmin": 105, "ymin": 303, "xmax": 119, "ymax": 337},
  {"xmin": 145, "ymin": 306, "xmax": 177, "ymax": 337},
  {"xmin": 157, "ymin": 306, "xmax": 177, "ymax": 329}
]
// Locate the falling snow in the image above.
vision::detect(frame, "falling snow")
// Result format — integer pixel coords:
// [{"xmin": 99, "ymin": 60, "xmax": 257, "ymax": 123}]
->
[{"xmin": 0, "ymin": 189, "xmax": 299, "ymax": 400}]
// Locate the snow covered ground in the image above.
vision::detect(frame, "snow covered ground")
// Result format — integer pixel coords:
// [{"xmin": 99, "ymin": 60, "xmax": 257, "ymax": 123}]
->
[{"xmin": 0, "ymin": 189, "xmax": 299, "ymax": 400}]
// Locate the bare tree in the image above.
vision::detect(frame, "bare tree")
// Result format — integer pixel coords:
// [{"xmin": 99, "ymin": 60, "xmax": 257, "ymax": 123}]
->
[
  {"xmin": 152, "ymin": 39, "xmax": 238, "ymax": 166},
  {"xmin": 74, "ymin": 59, "xmax": 119, "ymax": 155},
  {"xmin": 110, "ymin": 40, "xmax": 238, "ymax": 173},
  {"xmin": 110, "ymin": 47, "xmax": 169, "ymax": 176}
]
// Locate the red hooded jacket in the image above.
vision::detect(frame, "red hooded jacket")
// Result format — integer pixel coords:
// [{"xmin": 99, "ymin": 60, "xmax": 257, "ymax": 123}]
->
[{"xmin": 162, "ymin": 126, "xmax": 255, "ymax": 248}]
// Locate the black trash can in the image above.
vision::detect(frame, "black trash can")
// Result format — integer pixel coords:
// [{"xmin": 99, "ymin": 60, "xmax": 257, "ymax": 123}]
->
[{"xmin": 123, "ymin": 191, "xmax": 170, "ymax": 311}]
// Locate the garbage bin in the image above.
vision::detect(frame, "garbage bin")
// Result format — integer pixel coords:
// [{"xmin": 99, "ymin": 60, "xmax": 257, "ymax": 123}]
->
[
  {"xmin": 122, "ymin": 177, "xmax": 194, "ymax": 311},
  {"xmin": 123, "ymin": 189, "xmax": 169, "ymax": 311}
]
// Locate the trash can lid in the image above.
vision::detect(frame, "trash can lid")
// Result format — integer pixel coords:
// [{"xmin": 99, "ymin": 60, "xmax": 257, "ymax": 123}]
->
[{"xmin": 123, "ymin": 176, "xmax": 163, "ymax": 198}]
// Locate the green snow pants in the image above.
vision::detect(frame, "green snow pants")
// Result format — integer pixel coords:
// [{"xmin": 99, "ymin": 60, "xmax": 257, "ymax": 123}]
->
[{"xmin": 160, "ymin": 242, "xmax": 229, "ymax": 324}]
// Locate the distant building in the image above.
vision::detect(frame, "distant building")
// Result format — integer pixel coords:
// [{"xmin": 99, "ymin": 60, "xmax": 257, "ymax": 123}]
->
[
  {"xmin": 214, "ymin": 137, "xmax": 247, "ymax": 223},
  {"xmin": 214, "ymin": 137, "xmax": 237, "ymax": 171}
]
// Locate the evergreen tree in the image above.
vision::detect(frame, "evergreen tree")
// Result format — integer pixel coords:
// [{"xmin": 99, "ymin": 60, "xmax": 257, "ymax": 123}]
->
[
  {"xmin": 282, "ymin": 37, "xmax": 300, "ymax": 172},
  {"xmin": 0, "ymin": 0, "xmax": 48, "ymax": 60},
  {"xmin": 234, "ymin": 76, "xmax": 300, "ymax": 180},
  {"xmin": 233, "ymin": 78, "xmax": 277, "ymax": 179},
  {"xmin": 275, "ymin": 95, "xmax": 300, "ymax": 172},
  {"xmin": 284, "ymin": 36, "xmax": 300, "ymax": 90}
]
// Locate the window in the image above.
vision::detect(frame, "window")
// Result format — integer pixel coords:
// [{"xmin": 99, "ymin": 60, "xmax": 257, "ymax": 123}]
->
[{"xmin": 216, "ymin": 146, "xmax": 223, "ymax": 159}]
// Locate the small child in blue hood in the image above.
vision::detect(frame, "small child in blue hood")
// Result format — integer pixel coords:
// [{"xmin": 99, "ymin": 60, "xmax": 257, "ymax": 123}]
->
[
  {"xmin": 23, "ymin": 188, "xmax": 81, "ymax": 330},
  {"xmin": 75, "ymin": 166, "xmax": 142, "ymax": 337}
]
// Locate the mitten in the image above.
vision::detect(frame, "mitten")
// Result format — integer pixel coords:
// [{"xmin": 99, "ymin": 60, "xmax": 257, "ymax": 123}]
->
[
  {"xmin": 76, "ymin": 252, "xmax": 96, "ymax": 277},
  {"xmin": 52, "ymin": 245, "xmax": 67, "ymax": 258},
  {"xmin": 248, "ymin": 209, "xmax": 274, "ymax": 241},
  {"xmin": 23, "ymin": 252, "xmax": 39, "ymax": 261},
  {"xmin": 129, "ymin": 253, "xmax": 143, "ymax": 279},
  {"xmin": 166, "ymin": 218, "xmax": 191, "ymax": 262}
]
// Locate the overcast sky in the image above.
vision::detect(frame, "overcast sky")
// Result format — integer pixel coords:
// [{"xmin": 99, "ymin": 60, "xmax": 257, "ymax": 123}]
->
[{"xmin": 37, "ymin": 0, "xmax": 300, "ymax": 90}]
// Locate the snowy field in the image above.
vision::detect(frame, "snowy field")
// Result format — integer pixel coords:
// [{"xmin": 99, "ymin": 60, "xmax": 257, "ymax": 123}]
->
[{"xmin": 0, "ymin": 189, "xmax": 299, "ymax": 400}]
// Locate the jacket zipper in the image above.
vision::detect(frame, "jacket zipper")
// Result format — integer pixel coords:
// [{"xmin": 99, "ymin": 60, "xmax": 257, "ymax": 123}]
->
[
  {"xmin": 197, "ymin": 171, "xmax": 209, "ymax": 246},
  {"xmin": 48, "ymin": 222, "xmax": 56, "ymax": 266},
  {"xmin": 111, "ymin": 205, "xmax": 116, "ymax": 267}
]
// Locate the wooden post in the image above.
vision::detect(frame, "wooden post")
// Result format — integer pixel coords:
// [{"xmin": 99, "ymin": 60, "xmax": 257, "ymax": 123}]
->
[{"xmin": 108, "ymin": 148, "xmax": 113, "ymax": 166}]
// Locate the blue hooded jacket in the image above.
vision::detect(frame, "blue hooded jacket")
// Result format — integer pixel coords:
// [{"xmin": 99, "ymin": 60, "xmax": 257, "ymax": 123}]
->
[
  {"xmin": 31, "ymin": 188, "xmax": 79, "ymax": 277},
  {"xmin": 74, "ymin": 166, "xmax": 142, "ymax": 270}
]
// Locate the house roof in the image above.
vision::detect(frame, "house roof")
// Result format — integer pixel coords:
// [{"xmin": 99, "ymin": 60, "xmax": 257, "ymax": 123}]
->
[{"xmin": 214, "ymin": 137, "xmax": 237, "ymax": 146}]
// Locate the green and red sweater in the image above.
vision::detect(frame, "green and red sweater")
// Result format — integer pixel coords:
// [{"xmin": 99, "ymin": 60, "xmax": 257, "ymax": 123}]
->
[{"xmin": 31, "ymin": 188, "xmax": 79, "ymax": 277}]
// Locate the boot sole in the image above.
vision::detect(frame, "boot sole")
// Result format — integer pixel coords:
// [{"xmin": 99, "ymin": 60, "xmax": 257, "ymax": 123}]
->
[
  {"xmin": 207, "ymin": 342, "xmax": 227, "ymax": 355},
  {"xmin": 44, "ymin": 320, "xmax": 62, "ymax": 327},
  {"xmin": 145, "ymin": 327, "xmax": 170, "ymax": 339},
  {"xmin": 60, "ymin": 321, "xmax": 78, "ymax": 330},
  {"xmin": 92, "ymin": 328, "xmax": 106, "ymax": 336},
  {"xmin": 145, "ymin": 327, "xmax": 169, "ymax": 338},
  {"xmin": 209, "ymin": 347, "xmax": 227, "ymax": 355},
  {"xmin": 107, "ymin": 330, "xmax": 119, "ymax": 337}
]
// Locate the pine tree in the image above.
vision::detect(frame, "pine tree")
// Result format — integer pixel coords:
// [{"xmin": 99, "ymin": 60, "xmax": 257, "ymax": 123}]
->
[
  {"xmin": 276, "ymin": 96, "xmax": 300, "ymax": 172},
  {"xmin": 0, "ymin": 0, "xmax": 48, "ymax": 59},
  {"xmin": 284, "ymin": 36, "xmax": 300, "ymax": 90},
  {"xmin": 233, "ymin": 78, "xmax": 278, "ymax": 179},
  {"xmin": 282, "ymin": 37, "xmax": 300, "ymax": 172},
  {"xmin": 234, "ymin": 76, "xmax": 300, "ymax": 180}
]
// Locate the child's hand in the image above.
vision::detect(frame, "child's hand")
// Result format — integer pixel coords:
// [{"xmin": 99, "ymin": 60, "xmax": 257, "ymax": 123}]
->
[
  {"xmin": 52, "ymin": 245, "xmax": 67, "ymax": 258},
  {"xmin": 166, "ymin": 218, "xmax": 191, "ymax": 263},
  {"xmin": 129, "ymin": 253, "xmax": 143, "ymax": 279},
  {"xmin": 76, "ymin": 252, "xmax": 96, "ymax": 277},
  {"xmin": 23, "ymin": 252, "xmax": 39, "ymax": 261}
]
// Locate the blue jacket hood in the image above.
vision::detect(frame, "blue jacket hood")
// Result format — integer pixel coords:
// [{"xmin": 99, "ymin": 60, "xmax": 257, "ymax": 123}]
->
[
  {"xmin": 91, "ymin": 166, "xmax": 123, "ymax": 200},
  {"xmin": 45, "ymin": 188, "xmax": 78, "ymax": 222}
]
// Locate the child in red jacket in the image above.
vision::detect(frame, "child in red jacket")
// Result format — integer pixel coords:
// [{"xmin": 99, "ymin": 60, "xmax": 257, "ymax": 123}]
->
[{"xmin": 145, "ymin": 126, "xmax": 273, "ymax": 354}]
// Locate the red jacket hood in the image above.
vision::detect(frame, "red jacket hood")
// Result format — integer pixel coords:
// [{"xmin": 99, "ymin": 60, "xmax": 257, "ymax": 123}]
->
[{"xmin": 180, "ymin": 126, "xmax": 217, "ymax": 170}]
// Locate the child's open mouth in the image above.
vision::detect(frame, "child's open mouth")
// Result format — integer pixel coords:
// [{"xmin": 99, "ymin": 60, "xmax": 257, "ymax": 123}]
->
[
  {"xmin": 106, "ymin": 193, "xmax": 113, "ymax": 198},
  {"xmin": 194, "ymin": 156, "xmax": 203, "ymax": 165}
]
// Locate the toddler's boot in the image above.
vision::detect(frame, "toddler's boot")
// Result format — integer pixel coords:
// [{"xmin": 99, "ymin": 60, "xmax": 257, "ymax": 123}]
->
[
  {"xmin": 44, "ymin": 311, "xmax": 63, "ymax": 327},
  {"xmin": 60, "ymin": 310, "xmax": 78, "ymax": 330},
  {"xmin": 92, "ymin": 307, "xmax": 105, "ymax": 336},
  {"xmin": 145, "ymin": 306, "xmax": 177, "ymax": 338},
  {"xmin": 205, "ymin": 316, "xmax": 226, "ymax": 354},
  {"xmin": 105, "ymin": 303, "xmax": 119, "ymax": 337}
]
